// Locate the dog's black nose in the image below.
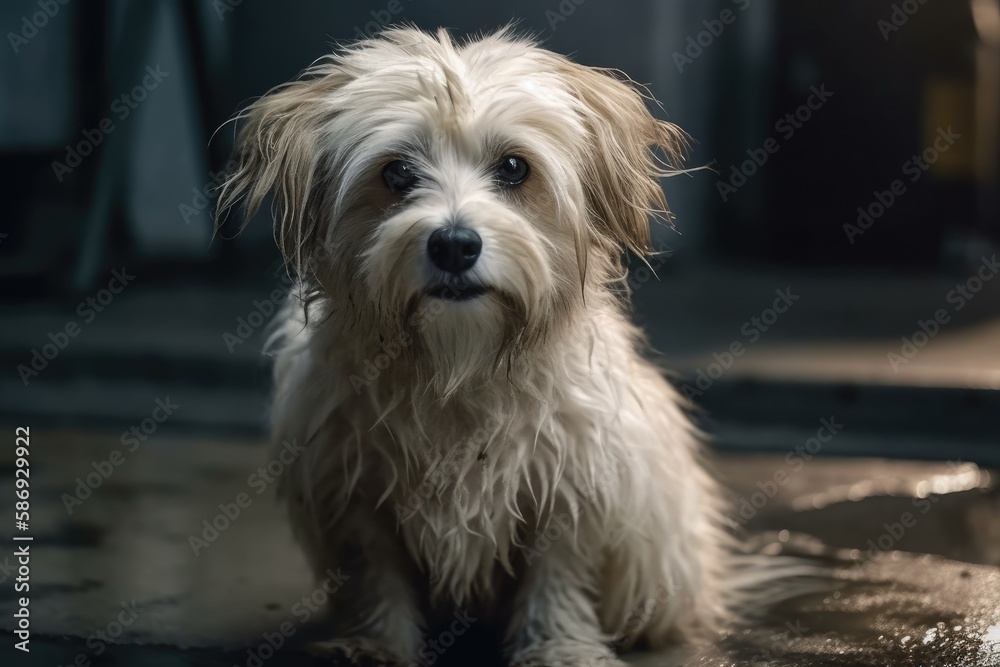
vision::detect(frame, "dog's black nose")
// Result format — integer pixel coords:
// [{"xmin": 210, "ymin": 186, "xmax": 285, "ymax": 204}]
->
[{"xmin": 427, "ymin": 227, "xmax": 482, "ymax": 273}]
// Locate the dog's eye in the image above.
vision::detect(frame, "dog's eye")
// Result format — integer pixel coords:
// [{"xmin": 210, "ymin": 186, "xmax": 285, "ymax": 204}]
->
[
  {"xmin": 495, "ymin": 156, "xmax": 529, "ymax": 187},
  {"xmin": 383, "ymin": 160, "xmax": 418, "ymax": 193}
]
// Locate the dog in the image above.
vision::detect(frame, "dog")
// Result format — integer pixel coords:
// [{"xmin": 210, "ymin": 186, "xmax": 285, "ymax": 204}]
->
[{"xmin": 218, "ymin": 26, "xmax": 762, "ymax": 667}]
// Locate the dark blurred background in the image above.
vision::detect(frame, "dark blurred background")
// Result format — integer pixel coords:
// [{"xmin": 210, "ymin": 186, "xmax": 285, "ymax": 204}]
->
[
  {"xmin": 2, "ymin": 2, "xmax": 1000, "ymax": 665},
  {"xmin": 2, "ymin": 0, "xmax": 999, "ymax": 455}
]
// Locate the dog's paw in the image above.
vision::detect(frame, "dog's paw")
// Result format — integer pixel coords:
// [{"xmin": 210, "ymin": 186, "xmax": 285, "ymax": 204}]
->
[
  {"xmin": 510, "ymin": 641, "xmax": 625, "ymax": 667},
  {"xmin": 307, "ymin": 637, "xmax": 404, "ymax": 666}
]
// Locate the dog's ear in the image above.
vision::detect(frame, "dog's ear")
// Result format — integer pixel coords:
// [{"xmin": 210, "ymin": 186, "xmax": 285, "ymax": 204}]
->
[
  {"xmin": 556, "ymin": 60, "xmax": 686, "ymax": 256},
  {"xmin": 216, "ymin": 60, "xmax": 350, "ymax": 275}
]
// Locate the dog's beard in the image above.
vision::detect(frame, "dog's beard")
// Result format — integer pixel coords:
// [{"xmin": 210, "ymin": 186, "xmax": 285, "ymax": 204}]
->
[
  {"xmin": 356, "ymin": 199, "xmax": 557, "ymax": 397},
  {"xmin": 401, "ymin": 291, "xmax": 525, "ymax": 396}
]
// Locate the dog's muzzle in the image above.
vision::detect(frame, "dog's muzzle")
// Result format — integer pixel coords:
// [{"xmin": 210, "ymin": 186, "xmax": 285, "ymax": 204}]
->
[
  {"xmin": 427, "ymin": 226, "xmax": 482, "ymax": 273},
  {"xmin": 426, "ymin": 226, "xmax": 487, "ymax": 301}
]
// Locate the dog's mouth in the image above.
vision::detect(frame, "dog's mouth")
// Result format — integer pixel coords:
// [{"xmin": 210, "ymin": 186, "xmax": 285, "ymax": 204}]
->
[{"xmin": 425, "ymin": 281, "xmax": 490, "ymax": 301}]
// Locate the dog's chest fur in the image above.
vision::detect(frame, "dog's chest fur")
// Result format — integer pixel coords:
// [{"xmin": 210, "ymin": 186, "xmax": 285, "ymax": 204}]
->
[
  {"xmin": 270, "ymin": 295, "xmax": 723, "ymax": 640},
  {"xmin": 279, "ymin": 309, "xmax": 651, "ymax": 602},
  {"xmin": 355, "ymin": 369, "xmax": 622, "ymax": 604}
]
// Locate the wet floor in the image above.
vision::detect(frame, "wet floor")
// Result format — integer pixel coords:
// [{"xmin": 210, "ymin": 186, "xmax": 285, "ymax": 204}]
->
[{"xmin": 1, "ymin": 432, "xmax": 998, "ymax": 666}]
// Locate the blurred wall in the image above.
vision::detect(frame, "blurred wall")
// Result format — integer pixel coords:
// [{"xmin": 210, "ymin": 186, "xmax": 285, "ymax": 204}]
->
[
  {"xmin": 2, "ymin": 0, "xmax": 735, "ymax": 283},
  {"xmin": 220, "ymin": 0, "xmax": 734, "ymax": 258}
]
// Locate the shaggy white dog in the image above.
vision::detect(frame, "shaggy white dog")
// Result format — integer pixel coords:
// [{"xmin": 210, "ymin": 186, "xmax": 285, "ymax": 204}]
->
[{"xmin": 219, "ymin": 26, "xmax": 770, "ymax": 667}]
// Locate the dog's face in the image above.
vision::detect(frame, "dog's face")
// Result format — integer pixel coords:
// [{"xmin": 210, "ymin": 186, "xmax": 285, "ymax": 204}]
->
[{"xmin": 219, "ymin": 28, "xmax": 684, "ymax": 392}]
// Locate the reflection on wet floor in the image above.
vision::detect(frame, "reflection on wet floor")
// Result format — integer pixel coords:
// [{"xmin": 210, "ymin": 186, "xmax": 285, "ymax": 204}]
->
[
  {"xmin": 793, "ymin": 462, "xmax": 989, "ymax": 510},
  {"xmin": 0, "ymin": 432, "xmax": 998, "ymax": 666},
  {"xmin": 720, "ymin": 456, "xmax": 1000, "ymax": 570}
]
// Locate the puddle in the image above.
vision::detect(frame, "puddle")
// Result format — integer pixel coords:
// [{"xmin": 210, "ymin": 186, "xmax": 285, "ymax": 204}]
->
[{"xmin": 2, "ymin": 437, "xmax": 998, "ymax": 666}]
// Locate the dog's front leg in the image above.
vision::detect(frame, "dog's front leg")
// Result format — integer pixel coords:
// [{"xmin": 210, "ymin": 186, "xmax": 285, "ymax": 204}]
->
[
  {"xmin": 308, "ymin": 514, "xmax": 424, "ymax": 666},
  {"xmin": 505, "ymin": 521, "xmax": 622, "ymax": 667}
]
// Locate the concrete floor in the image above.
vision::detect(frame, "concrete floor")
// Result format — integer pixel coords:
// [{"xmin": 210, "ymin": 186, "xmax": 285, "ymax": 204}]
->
[
  {"xmin": 4, "ymin": 263, "xmax": 1000, "ymax": 469},
  {"xmin": 2, "ymin": 262, "xmax": 999, "ymax": 664},
  {"xmin": 631, "ymin": 262, "xmax": 1000, "ymax": 390},
  {"xmin": 1, "ymin": 432, "xmax": 997, "ymax": 666}
]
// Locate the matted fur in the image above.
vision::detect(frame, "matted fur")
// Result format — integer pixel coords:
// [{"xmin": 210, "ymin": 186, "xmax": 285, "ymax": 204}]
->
[{"xmin": 218, "ymin": 27, "xmax": 741, "ymax": 666}]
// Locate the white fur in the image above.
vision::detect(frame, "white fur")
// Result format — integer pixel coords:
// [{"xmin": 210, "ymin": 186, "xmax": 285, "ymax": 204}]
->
[{"xmin": 219, "ymin": 27, "xmax": 738, "ymax": 666}]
